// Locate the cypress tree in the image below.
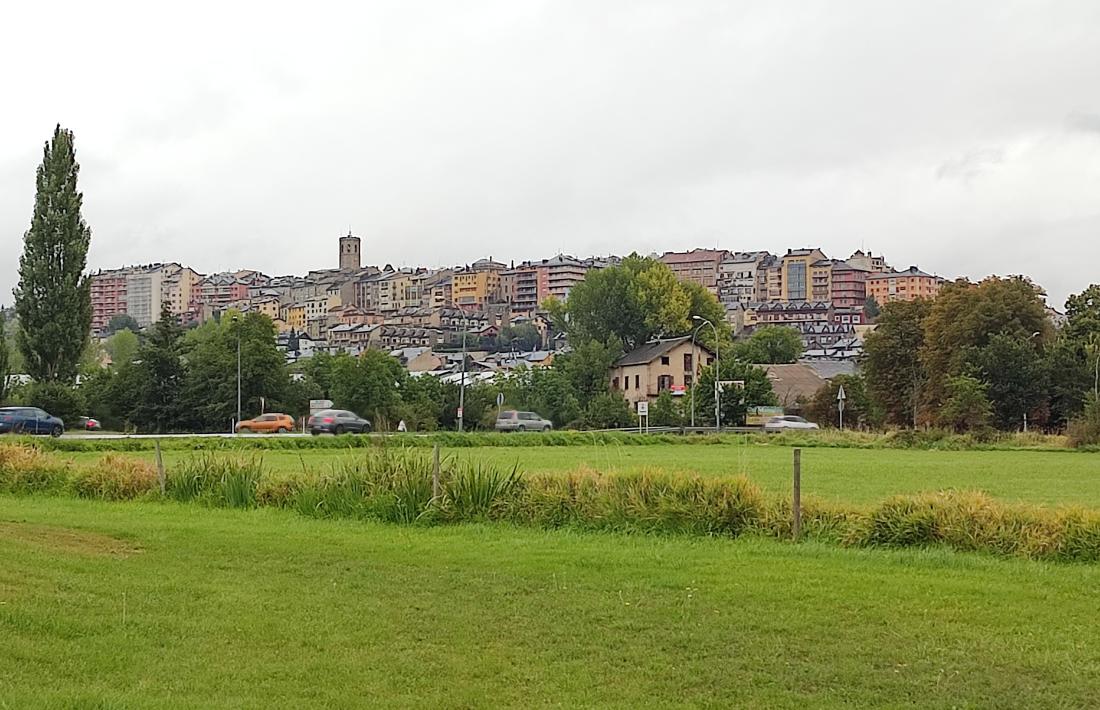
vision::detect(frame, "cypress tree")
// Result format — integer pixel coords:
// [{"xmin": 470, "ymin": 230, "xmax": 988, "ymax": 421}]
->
[{"xmin": 13, "ymin": 125, "xmax": 93, "ymax": 383}]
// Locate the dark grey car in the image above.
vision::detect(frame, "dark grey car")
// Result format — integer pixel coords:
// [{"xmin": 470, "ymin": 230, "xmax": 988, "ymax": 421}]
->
[{"xmin": 307, "ymin": 409, "xmax": 372, "ymax": 435}]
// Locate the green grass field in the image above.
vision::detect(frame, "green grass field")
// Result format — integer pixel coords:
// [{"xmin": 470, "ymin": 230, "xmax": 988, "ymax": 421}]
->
[
  {"xmin": 62, "ymin": 443, "xmax": 1100, "ymax": 506},
  {"xmin": 3, "ymin": 496, "xmax": 1100, "ymax": 708}
]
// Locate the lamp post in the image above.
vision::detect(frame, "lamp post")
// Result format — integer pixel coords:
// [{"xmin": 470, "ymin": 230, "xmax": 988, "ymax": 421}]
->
[
  {"xmin": 443, "ymin": 300, "xmax": 469, "ymax": 432},
  {"xmin": 231, "ymin": 314, "xmax": 242, "ymax": 431},
  {"xmin": 693, "ymin": 316, "xmax": 720, "ymax": 432},
  {"xmin": 690, "ymin": 321, "xmax": 706, "ymax": 428}
]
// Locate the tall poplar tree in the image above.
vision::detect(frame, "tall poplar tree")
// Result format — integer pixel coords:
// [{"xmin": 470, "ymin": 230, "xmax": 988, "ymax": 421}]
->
[
  {"xmin": 0, "ymin": 312, "xmax": 11, "ymax": 403},
  {"xmin": 13, "ymin": 125, "xmax": 93, "ymax": 383}
]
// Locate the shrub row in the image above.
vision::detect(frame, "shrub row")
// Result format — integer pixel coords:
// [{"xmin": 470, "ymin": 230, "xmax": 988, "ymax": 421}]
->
[
  {"xmin": 16, "ymin": 427, "xmax": 1083, "ymax": 454},
  {"xmin": 3, "ymin": 443, "xmax": 1099, "ymax": 562}
]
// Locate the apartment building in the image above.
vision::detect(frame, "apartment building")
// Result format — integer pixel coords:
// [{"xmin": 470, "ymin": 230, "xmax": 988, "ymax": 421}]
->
[
  {"xmin": 810, "ymin": 259, "xmax": 835, "ymax": 302},
  {"xmin": 830, "ymin": 261, "xmax": 871, "ymax": 309},
  {"xmin": 504, "ymin": 264, "xmax": 540, "ymax": 312},
  {"xmin": 718, "ymin": 251, "xmax": 771, "ymax": 306},
  {"xmin": 193, "ymin": 273, "xmax": 252, "ymax": 313},
  {"xmin": 846, "ymin": 250, "xmax": 890, "ymax": 273},
  {"xmin": 754, "ymin": 301, "xmax": 833, "ymax": 328},
  {"xmin": 163, "ymin": 265, "xmax": 202, "ymax": 317},
  {"xmin": 91, "ymin": 262, "xmax": 198, "ymax": 334},
  {"xmin": 660, "ymin": 249, "xmax": 730, "ymax": 293},
  {"xmin": 867, "ymin": 266, "xmax": 943, "ymax": 303},
  {"xmin": 90, "ymin": 269, "xmax": 131, "ymax": 335},
  {"xmin": 453, "ymin": 269, "xmax": 502, "ymax": 308},
  {"xmin": 779, "ymin": 249, "xmax": 827, "ymax": 302}
]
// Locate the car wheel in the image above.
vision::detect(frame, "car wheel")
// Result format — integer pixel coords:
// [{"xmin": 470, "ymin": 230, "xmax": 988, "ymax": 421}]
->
[
  {"xmin": 277, "ymin": 427, "xmax": 288, "ymax": 434},
  {"xmin": 238, "ymin": 426, "xmax": 251, "ymax": 434},
  {"xmin": 517, "ymin": 425, "xmax": 526, "ymax": 432},
  {"xmin": 51, "ymin": 425, "xmax": 63, "ymax": 438},
  {"xmin": 310, "ymin": 430, "xmax": 320, "ymax": 436},
  {"xmin": 334, "ymin": 425, "xmax": 345, "ymax": 435},
  {"xmin": 543, "ymin": 425, "xmax": 551, "ymax": 432}
]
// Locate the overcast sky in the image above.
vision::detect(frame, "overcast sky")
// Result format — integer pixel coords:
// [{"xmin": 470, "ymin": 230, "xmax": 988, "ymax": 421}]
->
[{"xmin": 2, "ymin": 1, "xmax": 1098, "ymax": 307}]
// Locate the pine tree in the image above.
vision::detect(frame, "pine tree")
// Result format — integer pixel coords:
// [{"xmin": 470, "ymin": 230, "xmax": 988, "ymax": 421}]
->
[
  {"xmin": 133, "ymin": 302, "xmax": 186, "ymax": 432},
  {"xmin": 13, "ymin": 125, "xmax": 93, "ymax": 383}
]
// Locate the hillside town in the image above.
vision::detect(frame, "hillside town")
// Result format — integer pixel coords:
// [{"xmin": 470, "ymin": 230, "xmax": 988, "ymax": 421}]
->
[{"xmin": 87, "ymin": 233, "xmax": 954, "ymax": 374}]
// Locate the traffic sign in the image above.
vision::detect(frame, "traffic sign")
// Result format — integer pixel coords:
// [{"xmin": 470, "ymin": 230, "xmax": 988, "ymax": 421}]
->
[
  {"xmin": 636, "ymin": 401, "xmax": 649, "ymax": 416},
  {"xmin": 496, "ymin": 392, "xmax": 505, "ymax": 407},
  {"xmin": 836, "ymin": 385, "xmax": 847, "ymax": 401}
]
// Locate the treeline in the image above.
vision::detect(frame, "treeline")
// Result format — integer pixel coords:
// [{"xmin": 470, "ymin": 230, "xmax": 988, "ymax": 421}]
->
[{"xmin": 805, "ymin": 278, "xmax": 1100, "ymax": 445}]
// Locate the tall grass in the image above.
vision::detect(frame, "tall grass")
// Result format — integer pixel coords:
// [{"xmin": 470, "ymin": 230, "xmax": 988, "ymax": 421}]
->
[
  {"xmin": 166, "ymin": 454, "xmax": 263, "ymax": 508},
  {"xmin": 3, "ymin": 442, "xmax": 1100, "ymax": 562}
]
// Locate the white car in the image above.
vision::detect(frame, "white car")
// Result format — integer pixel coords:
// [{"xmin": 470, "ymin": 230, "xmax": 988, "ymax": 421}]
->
[{"xmin": 764, "ymin": 415, "xmax": 820, "ymax": 432}]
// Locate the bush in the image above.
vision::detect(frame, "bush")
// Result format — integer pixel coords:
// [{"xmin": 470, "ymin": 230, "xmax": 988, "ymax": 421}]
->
[
  {"xmin": 1067, "ymin": 395, "xmax": 1100, "ymax": 448},
  {"xmin": 583, "ymin": 393, "xmax": 635, "ymax": 430},
  {"xmin": 24, "ymin": 381, "xmax": 86, "ymax": 425}
]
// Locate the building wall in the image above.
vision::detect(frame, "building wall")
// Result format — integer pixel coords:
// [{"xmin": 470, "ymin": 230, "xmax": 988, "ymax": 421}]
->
[
  {"xmin": 867, "ymin": 272, "xmax": 941, "ymax": 303},
  {"xmin": 609, "ymin": 341, "xmax": 714, "ymax": 405},
  {"xmin": 453, "ymin": 270, "xmax": 502, "ymax": 308},
  {"xmin": 125, "ymin": 271, "xmax": 164, "ymax": 328},
  {"xmin": 779, "ymin": 249, "xmax": 826, "ymax": 302}
]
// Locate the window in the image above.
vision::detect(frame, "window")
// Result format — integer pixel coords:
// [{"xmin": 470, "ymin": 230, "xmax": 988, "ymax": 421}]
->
[
  {"xmin": 660, "ymin": 356, "xmax": 670, "ymax": 365},
  {"xmin": 685, "ymin": 375, "xmax": 693, "ymax": 387},
  {"xmin": 635, "ymin": 374, "xmax": 641, "ymax": 390},
  {"xmin": 657, "ymin": 375, "xmax": 673, "ymax": 391},
  {"xmin": 624, "ymin": 376, "xmax": 630, "ymax": 390},
  {"xmin": 612, "ymin": 377, "xmax": 619, "ymax": 390},
  {"xmin": 684, "ymin": 353, "xmax": 693, "ymax": 371}
]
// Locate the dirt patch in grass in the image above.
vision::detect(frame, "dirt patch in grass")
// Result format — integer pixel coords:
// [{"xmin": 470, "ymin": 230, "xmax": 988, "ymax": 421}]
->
[{"xmin": 0, "ymin": 521, "xmax": 142, "ymax": 558}]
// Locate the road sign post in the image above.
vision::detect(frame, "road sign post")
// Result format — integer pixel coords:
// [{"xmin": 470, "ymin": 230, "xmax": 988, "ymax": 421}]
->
[
  {"xmin": 836, "ymin": 385, "xmax": 847, "ymax": 430},
  {"xmin": 636, "ymin": 400, "xmax": 649, "ymax": 433}
]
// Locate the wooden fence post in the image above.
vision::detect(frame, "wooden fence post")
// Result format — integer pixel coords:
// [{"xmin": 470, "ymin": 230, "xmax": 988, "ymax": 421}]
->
[
  {"xmin": 432, "ymin": 443, "xmax": 441, "ymax": 500},
  {"xmin": 155, "ymin": 439, "xmax": 166, "ymax": 496},
  {"xmin": 792, "ymin": 448, "xmax": 801, "ymax": 541}
]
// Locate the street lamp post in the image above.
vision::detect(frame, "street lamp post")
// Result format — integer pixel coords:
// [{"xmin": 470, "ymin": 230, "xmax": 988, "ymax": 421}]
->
[
  {"xmin": 231, "ymin": 315, "xmax": 242, "ymax": 431},
  {"xmin": 690, "ymin": 322, "xmax": 706, "ymax": 428},
  {"xmin": 443, "ymin": 300, "xmax": 469, "ymax": 432},
  {"xmin": 693, "ymin": 316, "xmax": 720, "ymax": 432}
]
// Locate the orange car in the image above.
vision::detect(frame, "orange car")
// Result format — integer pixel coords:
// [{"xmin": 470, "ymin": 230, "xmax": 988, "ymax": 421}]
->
[{"xmin": 235, "ymin": 413, "xmax": 296, "ymax": 434}]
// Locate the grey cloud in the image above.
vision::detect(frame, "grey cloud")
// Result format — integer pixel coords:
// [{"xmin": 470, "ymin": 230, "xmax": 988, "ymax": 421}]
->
[{"xmin": 2, "ymin": 0, "xmax": 1100, "ymax": 308}]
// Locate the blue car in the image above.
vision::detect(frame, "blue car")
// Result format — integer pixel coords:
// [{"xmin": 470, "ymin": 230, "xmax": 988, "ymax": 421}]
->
[{"xmin": 0, "ymin": 407, "xmax": 65, "ymax": 437}]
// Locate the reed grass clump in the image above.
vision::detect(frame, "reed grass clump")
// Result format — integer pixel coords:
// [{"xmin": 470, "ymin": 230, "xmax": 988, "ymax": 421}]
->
[
  {"xmin": 167, "ymin": 454, "xmax": 264, "ymax": 508},
  {"xmin": 71, "ymin": 455, "xmax": 158, "ymax": 500},
  {"xmin": 0, "ymin": 443, "xmax": 70, "ymax": 494}
]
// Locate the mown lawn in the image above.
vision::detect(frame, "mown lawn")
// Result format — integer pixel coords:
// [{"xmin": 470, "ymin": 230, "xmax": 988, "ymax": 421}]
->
[
  {"xmin": 2, "ymin": 497, "xmax": 1100, "ymax": 708},
  {"xmin": 62, "ymin": 443, "xmax": 1100, "ymax": 506}
]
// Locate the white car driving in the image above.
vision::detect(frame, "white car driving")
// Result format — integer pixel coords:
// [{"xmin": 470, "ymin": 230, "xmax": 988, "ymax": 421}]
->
[{"xmin": 764, "ymin": 415, "xmax": 820, "ymax": 432}]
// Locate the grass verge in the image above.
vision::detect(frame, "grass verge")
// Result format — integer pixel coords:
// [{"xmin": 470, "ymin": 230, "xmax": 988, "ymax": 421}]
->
[{"xmin": 2, "ymin": 497, "xmax": 1100, "ymax": 708}]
